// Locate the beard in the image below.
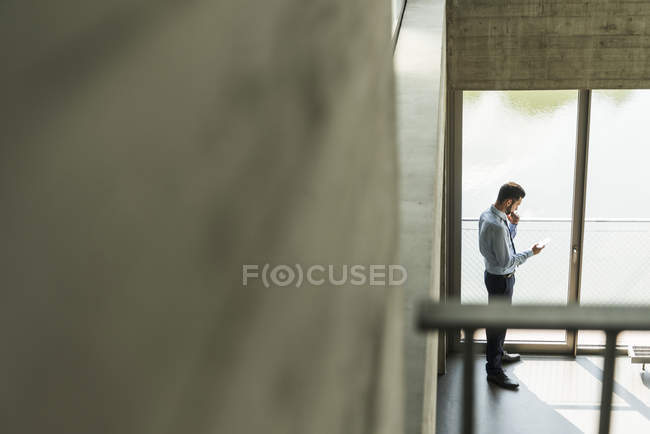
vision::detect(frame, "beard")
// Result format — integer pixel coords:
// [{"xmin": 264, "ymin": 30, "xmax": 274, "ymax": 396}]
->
[{"xmin": 505, "ymin": 203, "xmax": 513, "ymax": 215}]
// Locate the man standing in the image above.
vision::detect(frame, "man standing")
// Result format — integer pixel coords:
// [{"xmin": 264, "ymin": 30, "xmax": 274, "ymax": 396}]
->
[{"xmin": 478, "ymin": 182, "xmax": 544, "ymax": 390}]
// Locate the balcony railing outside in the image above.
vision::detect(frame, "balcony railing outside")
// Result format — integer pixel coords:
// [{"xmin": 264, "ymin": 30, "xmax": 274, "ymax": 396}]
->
[{"xmin": 461, "ymin": 218, "xmax": 650, "ymax": 306}]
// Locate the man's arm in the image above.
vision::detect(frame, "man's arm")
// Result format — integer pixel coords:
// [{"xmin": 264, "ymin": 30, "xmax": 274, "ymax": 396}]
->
[
  {"xmin": 490, "ymin": 223, "xmax": 532, "ymax": 269},
  {"xmin": 508, "ymin": 222, "xmax": 517, "ymax": 239},
  {"xmin": 478, "ymin": 220, "xmax": 495, "ymax": 260},
  {"xmin": 508, "ymin": 211, "xmax": 519, "ymax": 238}
]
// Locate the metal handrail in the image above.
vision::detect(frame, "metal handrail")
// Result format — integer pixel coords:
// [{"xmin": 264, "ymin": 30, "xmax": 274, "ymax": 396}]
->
[{"xmin": 417, "ymin": 301, "xmax": 650, "ymax": 434}]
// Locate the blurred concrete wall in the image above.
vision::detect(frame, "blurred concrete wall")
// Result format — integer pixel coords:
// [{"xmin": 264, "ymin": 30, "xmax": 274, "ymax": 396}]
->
[{"xmin": 1, "ymin": 1, "xmax": 402, "ymax": 433}]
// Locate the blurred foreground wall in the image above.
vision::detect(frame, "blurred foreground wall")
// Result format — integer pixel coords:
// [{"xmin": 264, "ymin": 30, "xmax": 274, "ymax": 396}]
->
[{"xmin": 1, "ymin": 1, "xmax": 402, "ymax": 433}]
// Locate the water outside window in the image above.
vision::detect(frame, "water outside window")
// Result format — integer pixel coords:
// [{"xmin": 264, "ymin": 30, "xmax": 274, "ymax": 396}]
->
[{"xmin": 462, "ymin": 90, "xmax": 578, "ymax": 343}]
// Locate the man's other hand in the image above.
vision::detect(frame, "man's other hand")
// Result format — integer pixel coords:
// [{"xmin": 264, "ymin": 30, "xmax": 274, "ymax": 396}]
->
[
  {"xmin": 508, "ymin": 211, "xmax": 520, "ymax": 225},
  {"xmin": 532, "ymin": 244, "xmax": 545, "ymax": 255}
]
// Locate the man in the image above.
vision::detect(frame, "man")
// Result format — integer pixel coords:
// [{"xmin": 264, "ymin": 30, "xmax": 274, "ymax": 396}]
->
[{"xmin": 478, "ymin": 182, "xmax": 544, "ymax": 390}]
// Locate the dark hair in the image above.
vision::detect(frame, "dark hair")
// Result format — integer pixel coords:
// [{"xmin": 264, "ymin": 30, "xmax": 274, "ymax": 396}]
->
[{"xmin": 497, "ymin": 182, "xmax": 526, "ymax": 203}]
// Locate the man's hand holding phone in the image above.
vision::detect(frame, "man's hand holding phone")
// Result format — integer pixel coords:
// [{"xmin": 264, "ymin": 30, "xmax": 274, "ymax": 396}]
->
[{"xmin": 532, "ymin": 238, "xmax": 550, "ymax": 255}]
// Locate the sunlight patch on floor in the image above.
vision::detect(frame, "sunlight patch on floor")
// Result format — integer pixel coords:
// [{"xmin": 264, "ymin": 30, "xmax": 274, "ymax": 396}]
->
[
  {"xmin": 514, "ymin": 357, "xmax": 650, "ymax": 433},
  {"xmin": 513, "ymin": 359, "xmax": 624, "ymax": 406}
]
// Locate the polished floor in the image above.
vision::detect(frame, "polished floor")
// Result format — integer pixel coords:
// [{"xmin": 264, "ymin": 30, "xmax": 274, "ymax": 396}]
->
[{"xmin": 437, "ymin": 354, "xmax": 650, "ymax": 433}]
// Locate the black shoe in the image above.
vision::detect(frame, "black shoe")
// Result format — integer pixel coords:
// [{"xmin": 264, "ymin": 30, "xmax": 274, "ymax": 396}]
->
[
  {"xmin": 487, "ymin": 372, "xmax": 519, "ymax": 390},
  {"xmin": 502, "ymin": 351, "xmax": 521, "ymax": 363}
]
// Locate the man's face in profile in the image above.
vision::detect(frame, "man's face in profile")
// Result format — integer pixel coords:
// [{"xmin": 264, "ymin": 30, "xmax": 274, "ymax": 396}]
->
[{"xmin": 505, "ymin": 197, "xmax": 523, "ymax": 215}]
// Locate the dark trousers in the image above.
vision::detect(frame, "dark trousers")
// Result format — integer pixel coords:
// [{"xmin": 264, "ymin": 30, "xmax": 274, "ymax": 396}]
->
[{"xmin": 484, "ymin": 271, "xmax": 515, "ymax": 375}]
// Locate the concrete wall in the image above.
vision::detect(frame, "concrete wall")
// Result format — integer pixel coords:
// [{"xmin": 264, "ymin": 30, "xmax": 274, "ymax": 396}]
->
[
  {"xmin": 1, "ymin": 2, "xmax": 403, "ymax": 433},
  {"xmin": 448, "ymin": 0, "xmax": 650, "ymax": 89},
  {"xmin": 395, "ymin": 1, "xmax": 447, "ymax": 433}
]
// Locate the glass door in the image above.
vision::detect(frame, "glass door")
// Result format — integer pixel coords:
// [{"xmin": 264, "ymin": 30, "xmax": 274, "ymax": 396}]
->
[
  {"xmin": 578, "ymin": 90, "xmax": 650, "ymax": 347},
  {"xmin": 461, "ymin": 90, "xmax": 579, "ymax": 347}
]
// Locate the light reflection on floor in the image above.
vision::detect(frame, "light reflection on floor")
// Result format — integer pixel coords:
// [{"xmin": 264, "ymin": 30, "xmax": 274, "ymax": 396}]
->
[{"xmin": 514, "ymin": 357, "xmax": 650, "ymax": 433}]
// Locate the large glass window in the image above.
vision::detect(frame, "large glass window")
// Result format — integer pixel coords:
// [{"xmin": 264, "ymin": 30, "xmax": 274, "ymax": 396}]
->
[
  {"xmin": 578, "ymin": 90, "xmax": 650, "ymax": 346},
  {"xmin": 462, "ymin": 90, "xmax": 578, "ymax": 343}
]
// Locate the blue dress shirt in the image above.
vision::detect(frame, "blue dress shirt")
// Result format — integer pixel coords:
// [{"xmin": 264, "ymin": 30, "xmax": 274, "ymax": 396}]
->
[{"xmin": 478, "ymin": 205, "xmax": 533, "ymax": 275}]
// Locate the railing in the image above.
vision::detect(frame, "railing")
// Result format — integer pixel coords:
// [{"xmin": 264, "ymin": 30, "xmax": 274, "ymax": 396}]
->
[
  {"xmin": 417, "ymin": 302, "xmax": 650, "ymax": 434},
  {"xmin": 461, "ymin": 218, "xmax": 650, "ymax": 307}
]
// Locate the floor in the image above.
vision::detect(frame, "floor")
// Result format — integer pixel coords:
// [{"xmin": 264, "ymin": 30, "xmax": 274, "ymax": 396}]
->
[{"xmin": 437, "ymin": 354, "xmax": 650, "ymax": 434}]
